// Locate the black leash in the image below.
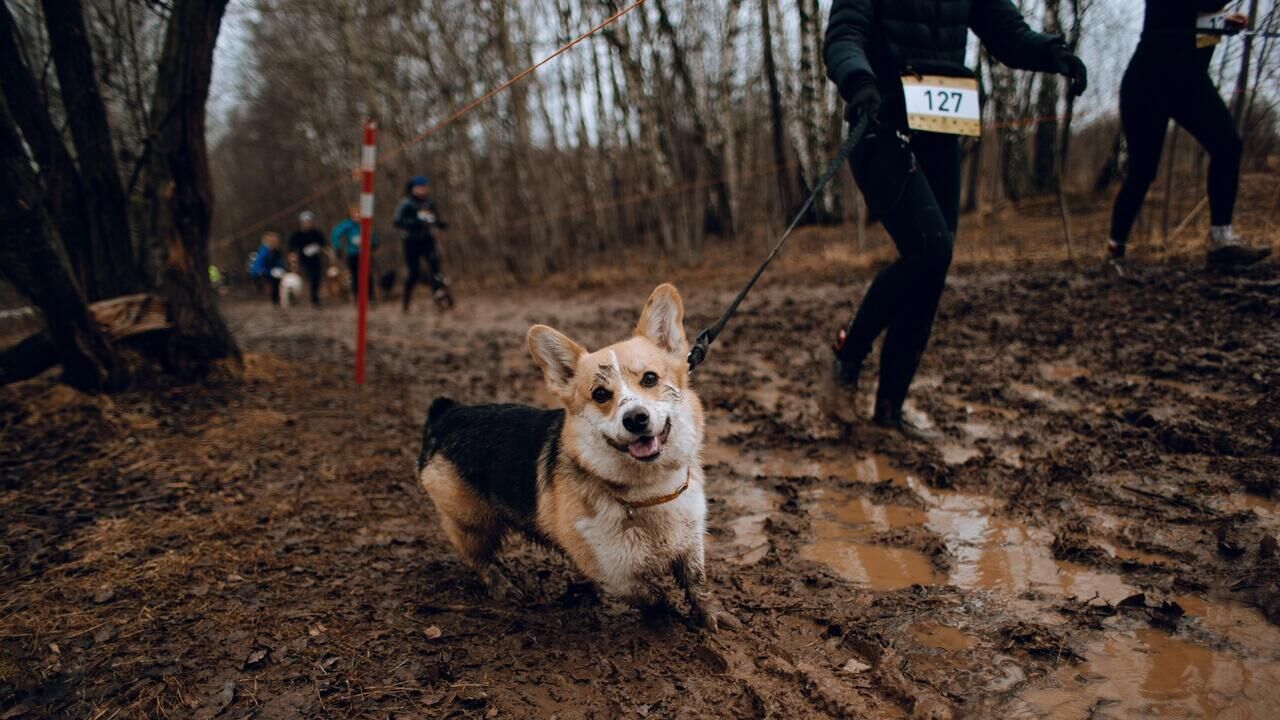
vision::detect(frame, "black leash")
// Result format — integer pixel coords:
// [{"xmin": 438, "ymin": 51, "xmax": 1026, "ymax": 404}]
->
[{"xmin": 687, "ymin": 116, "xmax": 871, "ymax": 373}]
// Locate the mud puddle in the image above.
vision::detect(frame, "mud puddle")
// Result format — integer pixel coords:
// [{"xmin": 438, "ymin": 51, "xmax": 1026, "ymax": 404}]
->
[
  {"xmin": 709, "ymin": 480, "xmax": 777, "ymax": 566},
  {"xmin": 1014, "ymin": 623, "xmax": 1280, "ymax": 719},
  {"xmin": 704, "ymin": 442, "xmax": 896, "ymax": 485},
  {"xmin": 804, "ymin": 466, "xmax": 1135, "ymax": 603},
  {"xmin": 803, "ymin": 456, "xmax": 1280, "ymax": 718}
]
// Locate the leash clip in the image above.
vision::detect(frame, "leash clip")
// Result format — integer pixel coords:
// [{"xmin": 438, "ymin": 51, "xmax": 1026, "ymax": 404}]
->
[{"xmin": 687, "ymin": 328, "xmax": 714, "ymax": 374}]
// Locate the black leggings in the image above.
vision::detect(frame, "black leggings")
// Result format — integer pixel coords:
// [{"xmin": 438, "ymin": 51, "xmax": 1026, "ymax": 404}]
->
[
  {"xmin": 1110, "ymin": 57, "xmax": 1242, "ymax": 243},
  {"xmin": 300, "ymin": 256, "xmax": 322, "ymax": 305},
  {"xmin": 403, "ymin": 237, "xmax": 442, "ymax": 309},
  {"xmin": 838, "ymin": 130, "xmax": 957, "ymax": 415}
]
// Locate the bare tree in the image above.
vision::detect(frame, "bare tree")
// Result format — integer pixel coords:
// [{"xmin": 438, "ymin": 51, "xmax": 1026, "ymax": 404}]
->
[{"xmin": 0, "ymin": 92, "xmax": 126, "ymax": 391}]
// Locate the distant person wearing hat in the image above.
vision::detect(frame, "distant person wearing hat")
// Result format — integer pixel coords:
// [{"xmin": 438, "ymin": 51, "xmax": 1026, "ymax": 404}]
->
[
  {"xmin": 289, "ymin": 210, "xmax": 327, "ymax": 307},
  {"xmin": 393, "ymin": 176, "xmax": 450, "ymax": 312}
]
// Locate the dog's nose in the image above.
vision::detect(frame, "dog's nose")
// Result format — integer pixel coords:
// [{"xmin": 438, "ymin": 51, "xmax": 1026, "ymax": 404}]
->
[{"xmin": 622, "ymin": 408, "xmax": 650, "ymax": 435}]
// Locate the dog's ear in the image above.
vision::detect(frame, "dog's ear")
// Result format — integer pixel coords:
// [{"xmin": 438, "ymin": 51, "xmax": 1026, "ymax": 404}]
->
[
  {"xmin": 636, "ymin": 284, "xmax": 687, "ymax": 356},
  {"xmin": 528, "ymin": 325, "xmax": 585, "ymax": 396}
]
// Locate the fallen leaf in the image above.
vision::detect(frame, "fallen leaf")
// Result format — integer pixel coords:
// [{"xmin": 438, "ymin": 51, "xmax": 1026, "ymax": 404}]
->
[
  {"xmin": 424, "ymin": 626, "xmax": 443, "ymax": 640},
  {"xmin": 93, "ymin": 587, "xmax": 115, "ymax": 604},
  {"xmin": 243, "ymin": 648, "xmax": 269, "ymax": 669}
]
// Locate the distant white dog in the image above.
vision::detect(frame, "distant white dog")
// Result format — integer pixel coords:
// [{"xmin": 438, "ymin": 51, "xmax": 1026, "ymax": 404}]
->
[{"xmin": 280, "ymin": 272, "xmax": 304, "ymax": 307}]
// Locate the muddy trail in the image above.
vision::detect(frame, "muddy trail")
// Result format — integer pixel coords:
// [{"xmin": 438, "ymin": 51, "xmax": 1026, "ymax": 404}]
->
[{"xmin": 3, "ymin": 258, "xmax": 1279, "ymax": 719}]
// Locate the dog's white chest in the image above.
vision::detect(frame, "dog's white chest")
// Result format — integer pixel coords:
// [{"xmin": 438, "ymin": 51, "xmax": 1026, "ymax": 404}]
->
[{"xmin": 573, "ymin": 484, "xmax": 706, "ymax": 595}]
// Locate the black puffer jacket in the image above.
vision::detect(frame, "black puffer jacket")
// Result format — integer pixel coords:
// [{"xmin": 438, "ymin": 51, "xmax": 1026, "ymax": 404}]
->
[
  {"xmin": 825, "ymin": 0, "xmax": 1064, "ymax": 101},
  {"xmin": 1134, "ymin": 0, "xmax": 1229, "ymax": 60}
]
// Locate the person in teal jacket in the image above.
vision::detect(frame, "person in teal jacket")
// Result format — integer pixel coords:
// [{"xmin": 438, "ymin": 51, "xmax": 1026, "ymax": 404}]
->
[{"xmin": 331, "ymin": 204, "xmax": 379, "ymax": 304}]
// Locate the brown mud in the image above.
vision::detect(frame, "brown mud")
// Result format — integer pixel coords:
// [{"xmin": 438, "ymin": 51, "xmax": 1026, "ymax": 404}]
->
[{"xmin": 2, "ymin": 257, "xmax": 1279, "ymax": 719}]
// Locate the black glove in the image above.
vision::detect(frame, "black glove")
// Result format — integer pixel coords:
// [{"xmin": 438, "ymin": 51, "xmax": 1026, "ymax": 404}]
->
[
  {"xmin": 841, "ymin": 78, "xmax": 881, "ymax": 127},
  {"xmin": 1056, "ymin": 50, "xmax": 1088, "ymax": 98}
]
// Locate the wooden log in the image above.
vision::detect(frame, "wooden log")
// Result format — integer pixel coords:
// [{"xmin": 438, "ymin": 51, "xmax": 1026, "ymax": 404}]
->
[{"xmin": 0, "ymin": 294, "xmax": 170, "ymax": 386}]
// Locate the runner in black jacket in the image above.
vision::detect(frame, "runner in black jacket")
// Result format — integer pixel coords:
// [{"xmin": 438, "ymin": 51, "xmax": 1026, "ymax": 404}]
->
[
  {"xmin": 1108, "ymin": 2, "xmax": 1269, "ymax": 266},
  {"xmin": 394, "ymin": 176, "xmax": 449, "ymax": 311},
  {"xmin": 288, "ymin": 211, "xmax": 327, "ymax": 307},
  {"xmin": 823, "ymin": 0, "xmax": 1087, "ymax": 439}
]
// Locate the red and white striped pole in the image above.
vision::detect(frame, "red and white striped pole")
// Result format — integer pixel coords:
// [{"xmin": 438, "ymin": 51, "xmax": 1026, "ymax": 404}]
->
[{"xmin": 355, "ymin": 119, "xmax": 377, "ymax": 386}]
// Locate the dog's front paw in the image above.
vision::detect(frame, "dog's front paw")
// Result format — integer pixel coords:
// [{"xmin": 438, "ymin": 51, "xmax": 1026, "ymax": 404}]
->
[{"xmin": 692, "ymin": 596, "xmax": 740, "ymax": 633}]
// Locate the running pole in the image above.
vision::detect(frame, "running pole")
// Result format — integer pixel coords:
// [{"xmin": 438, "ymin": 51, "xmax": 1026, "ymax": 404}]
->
[{"xmin": 355, "ymin": 119, "xmax": 377, "ymax": 386}]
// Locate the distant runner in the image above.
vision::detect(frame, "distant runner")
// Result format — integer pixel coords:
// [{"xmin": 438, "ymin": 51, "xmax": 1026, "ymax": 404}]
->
[
  {"xmin": 1108, "ymin": 2, "xmax": 1270, "ymax": 267},
  {"xmin": 288, "ymin": 211, "xmax": 327, "ymax": 307},
  {"xmin": 394, "ymin": 176, "xmax": 453, "ymax": 312},
  {"xmin": 331, "ymin": 204, "xmax": 379, "ymax": 305}
]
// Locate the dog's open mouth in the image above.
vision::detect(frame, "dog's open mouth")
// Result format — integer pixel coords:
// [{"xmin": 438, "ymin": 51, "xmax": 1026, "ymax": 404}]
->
[{"xmin": 608, "ymin": 419, "xmax": 671, "ymax": 462}]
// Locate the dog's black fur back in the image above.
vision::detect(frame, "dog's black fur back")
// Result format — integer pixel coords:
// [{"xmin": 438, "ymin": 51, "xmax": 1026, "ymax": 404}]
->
[{"xmin": 419, "ymin": 400, "xmax": 564, "ymax": 523}]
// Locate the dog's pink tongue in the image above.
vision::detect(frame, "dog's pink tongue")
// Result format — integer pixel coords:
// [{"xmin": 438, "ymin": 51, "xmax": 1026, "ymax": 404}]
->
[{"xmin": 628, "ymin": 436, "xmax": 661, "ymax": 459}]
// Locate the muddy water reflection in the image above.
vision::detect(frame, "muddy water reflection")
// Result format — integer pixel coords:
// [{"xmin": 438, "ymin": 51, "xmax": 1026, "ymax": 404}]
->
[
  {"xmin": 806, "ymin": 480, "xmax": 1135, "ymax": 603},
  {"xmin": 800, "ymin": 455, "xmax": 1280, "ymax": 719},
  {"xmin": 1017, "ymin": 628, "xmax": 1280, "ymax": 719}
]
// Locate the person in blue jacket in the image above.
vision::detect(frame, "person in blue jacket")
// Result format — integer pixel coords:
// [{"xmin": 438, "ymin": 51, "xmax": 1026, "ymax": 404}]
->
[
  {"xmin": 393, "ymin": 176, "xmax": 449, "ymax": 311},
  {"xmin": 250, "ymin": 232, "xmax": 286, "ymax": 306},
  {"xmin": 331, "ymin": 204, "xmax": 380, "ymax": 304}
]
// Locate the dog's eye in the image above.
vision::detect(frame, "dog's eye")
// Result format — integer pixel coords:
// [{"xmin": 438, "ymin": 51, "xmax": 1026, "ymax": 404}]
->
[
  {"xmin": 640, "ymin": 372, "xmax": 659, "ymax": 388},
  {"xmin": 591, "ymin": 387, "xmax": 613, "ymax": 404}
]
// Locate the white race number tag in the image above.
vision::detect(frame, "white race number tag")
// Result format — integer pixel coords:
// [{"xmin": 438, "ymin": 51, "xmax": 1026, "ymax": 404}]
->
[
  {"xmin": 303, "ymin": 243, "xmax": 321, "ymax": 257},
  {"xmin": 1196, "ymin": 13, "xmax": 1226, "ymax": 48},
  {"xmin": 902, "ymin": 75, "xmax": 981, "ymax": 137}
]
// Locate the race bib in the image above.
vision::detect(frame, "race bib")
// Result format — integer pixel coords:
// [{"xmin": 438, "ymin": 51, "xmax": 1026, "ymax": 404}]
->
[
  {"xmin": 902, "ymin": 75, "xmax": 981, "ymax": 137},
  {"xmin": 1196, "ymin": 13, "xmax": 1227, "ymax": 48},
  {"xmin": 418, "ymin": 210, "xmax": 436, "ymax": 224},
  {"xmin": 303, "ymin": 243, "xmax": 321, "ymax": 257}
]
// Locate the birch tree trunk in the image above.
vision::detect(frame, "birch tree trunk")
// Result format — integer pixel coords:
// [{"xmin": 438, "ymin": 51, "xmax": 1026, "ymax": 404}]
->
[
  {"xmin": 1231, "ymin": 0, "xmax": 1262, "ymax": 130},
  {"xmin": 1031, "ymin": 0, "xmax": 1062, "ymax": 194},
  {"xmin": 760, "ymin": 0, "xmax": 795, "ymax": 219}
]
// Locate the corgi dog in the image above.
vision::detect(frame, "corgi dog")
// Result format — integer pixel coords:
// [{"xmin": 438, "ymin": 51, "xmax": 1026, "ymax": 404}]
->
[{"xmin": 417, "ymin": 284, "xmax": 733, "ymax": 630}]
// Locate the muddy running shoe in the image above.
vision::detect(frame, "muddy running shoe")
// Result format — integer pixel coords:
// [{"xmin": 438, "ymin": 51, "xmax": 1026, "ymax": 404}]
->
[
  {"xmin": 1105, "ymin": 239, "xmax": 1128, "ymax": 277},
  {"xmin": 872, "ymin": 404, "xmax": 939, "ymax": 443},
  {"xmin": 820, "ymin": 330, "xmax": 863, "ymax": 425},
  {"xmin": 1207, "ymin": 240, "xmax": 1271, "ymax": 267},
  {"xmin": 1208, "ymin": 226, "xmax": 1270, "ymax": 267}
]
